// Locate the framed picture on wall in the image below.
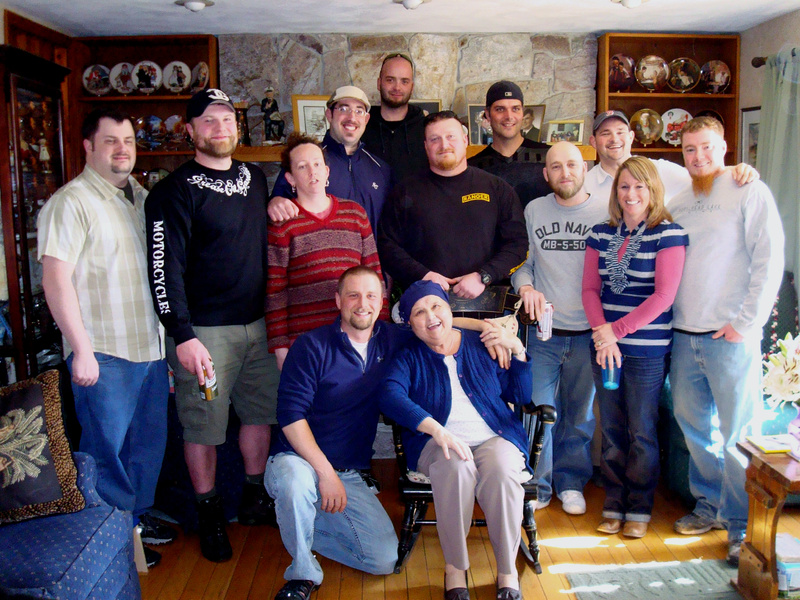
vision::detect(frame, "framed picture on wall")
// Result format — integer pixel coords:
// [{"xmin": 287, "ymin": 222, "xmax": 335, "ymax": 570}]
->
[
  {"xmin": 410, "ymin": 99, "xmax": 441, "ymax": 116},
  {"xmin": 522, "ymin": 104, "xmax": 546, "ymax": 142},
  {"xmin": 292, "ymin": 95, "xmax": 329, "ymax": 141},
  {"xmin": 467, "ymin": 104, "xmax": 492, "ymax": 146},
  {"xmin": 545, "ymin": 120, "xmax": 584, "ymax": 145},
  {"xmin": 740, "ymin": 106, "xmax": 760, "ymax": 167}
]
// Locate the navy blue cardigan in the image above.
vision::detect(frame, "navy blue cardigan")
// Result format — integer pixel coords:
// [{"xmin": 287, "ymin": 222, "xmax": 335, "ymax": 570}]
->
[{"xmin": 379, "ymin": 329, "xmax": 533, "ymax": 471}]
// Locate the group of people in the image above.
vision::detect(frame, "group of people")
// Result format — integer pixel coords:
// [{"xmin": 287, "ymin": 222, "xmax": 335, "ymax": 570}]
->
[{"xmin": 34, "ymin": 47, "xmax": 785, "ymax": 600}]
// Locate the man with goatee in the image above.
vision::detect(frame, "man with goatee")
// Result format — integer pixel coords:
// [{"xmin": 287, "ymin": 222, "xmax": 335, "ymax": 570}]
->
[
  {"xmin": 510, "ymin": 141, "xmax": 607, "ymax": 516},
  {"xmin": 377, "ymin": 110, "xmax": 528, "ymax": 298},
  {"xmin": 145, "ymin": 89, "xmax": 277, "ymax": 563},
  {"xmin": 668, "ymin": 116, "xmax": 784, "ymax": 567}
]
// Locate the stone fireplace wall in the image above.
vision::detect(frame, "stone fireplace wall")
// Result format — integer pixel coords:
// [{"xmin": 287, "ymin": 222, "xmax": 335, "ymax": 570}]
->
[{"xmin": 219, "ymin": 32, "xmax": 597, "ymax": 148}]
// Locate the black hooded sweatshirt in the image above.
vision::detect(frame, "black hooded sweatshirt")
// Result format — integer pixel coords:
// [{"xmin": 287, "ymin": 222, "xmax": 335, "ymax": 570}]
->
[{"xmin": 362, "ymin": 103, "xmax": 428, "ymax": 182}]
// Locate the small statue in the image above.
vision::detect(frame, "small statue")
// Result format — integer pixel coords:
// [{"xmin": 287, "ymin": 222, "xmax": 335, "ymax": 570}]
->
[
  {"xmin": 261, "ymin": 86, "xmax": 285, "ymax": 142},
  {"xmin": 38, "ymin": 135, "xmax": 51, "ymax": 173}
]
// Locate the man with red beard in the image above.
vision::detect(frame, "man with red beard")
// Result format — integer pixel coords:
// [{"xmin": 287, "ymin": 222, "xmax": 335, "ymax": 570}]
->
[
  {"xmin": 145, "ymin": 89, "xmax": 277, "ymax": 563},
  {"xmin": 668, "ymin": 117, "xmax": 784, "ymax": 567},
  {"xmin": 510, "ymin": 141, "xmax": 606, "ymax": 515},
  {"xmin": 361, "ymin": 53, "xmax": 428, "ymax": 182},
  {"xmin": 377, "ymin": 111, "xmax": 527, "ymax": 298}
]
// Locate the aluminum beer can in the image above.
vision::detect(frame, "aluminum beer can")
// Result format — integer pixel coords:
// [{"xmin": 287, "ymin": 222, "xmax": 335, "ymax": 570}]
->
[
  {"xmin": 536, "ymin": 302, "xmax": 554, "ymax": 341},
  {"xmin": 199, "ymin": 364, "xmax": 219, "ymax": 401}
]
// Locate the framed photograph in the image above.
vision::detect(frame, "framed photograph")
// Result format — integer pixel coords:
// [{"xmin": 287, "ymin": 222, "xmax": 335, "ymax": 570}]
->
[
  {"xmin": 292, "ymin": 95, "xmax": 329, "ymax": 141},
  {"xmin": 740, "ymin": 106, "xmax": 760, "ymax": 167},
  {"xmin": 467, "ymin": 104, "xmax": 492, "ymax": 146},
  {"xmin": 522, "ymin": 104, "xmax": 546, "ymax": 142},
  {"xmin": 410, "ymin": 99, "xmax": 441, "ymax": 116},
  {"xmin": 545, "ymin": 119, "xmax": 584, "ymax": 145}
]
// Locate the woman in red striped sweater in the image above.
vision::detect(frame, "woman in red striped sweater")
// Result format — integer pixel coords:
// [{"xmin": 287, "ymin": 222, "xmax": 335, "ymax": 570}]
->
[{"xmin": 267, "ymin": 133, "xmax": 387, "ymax": 370}]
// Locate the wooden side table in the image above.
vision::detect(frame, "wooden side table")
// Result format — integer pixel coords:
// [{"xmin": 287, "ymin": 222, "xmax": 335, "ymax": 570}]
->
[{"xmin": 735, "ymin": 440, "xmax": 800, "ymax": 600}]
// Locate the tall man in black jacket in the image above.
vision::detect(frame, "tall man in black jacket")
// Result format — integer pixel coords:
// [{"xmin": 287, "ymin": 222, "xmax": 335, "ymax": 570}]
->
[{"xmin": 377, "ymin": 111, "xmax": 528, "ymax": 298}]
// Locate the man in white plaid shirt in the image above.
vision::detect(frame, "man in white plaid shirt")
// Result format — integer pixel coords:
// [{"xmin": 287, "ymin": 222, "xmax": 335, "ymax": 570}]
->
[{"xmin": 37, "ymin": 108, "xmax": 175, "ymax": 568}]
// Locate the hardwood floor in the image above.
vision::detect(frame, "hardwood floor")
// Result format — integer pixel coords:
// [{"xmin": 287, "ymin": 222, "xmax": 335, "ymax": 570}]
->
[{"xmin": 140, "ymin": 459, "xmax": 800, "ymax": 600}]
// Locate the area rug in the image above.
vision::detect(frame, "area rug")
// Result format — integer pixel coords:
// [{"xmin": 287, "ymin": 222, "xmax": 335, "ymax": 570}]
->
[{"xmin": 564, "ymin": 559, "xmax": 742, "ymax": 600}]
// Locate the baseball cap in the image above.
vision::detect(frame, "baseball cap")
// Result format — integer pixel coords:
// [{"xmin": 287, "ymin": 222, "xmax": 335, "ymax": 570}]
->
[
  {"xmin": 186, "ymin": 88, "xmax": 236, "ymax": 122},
  {"xmin": 326, "ymin": 85, "xmax": 371, "ymax": 112},
  {"xmin": 486, "ymin": 81, "xmax": 524, "ymax": 107},
  {"xmin": 592, "ymin": 110, "xmax": 630, "ymax": 132}
]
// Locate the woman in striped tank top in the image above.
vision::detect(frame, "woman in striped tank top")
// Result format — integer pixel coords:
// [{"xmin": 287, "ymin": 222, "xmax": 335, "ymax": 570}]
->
[{"xmin": 581, "ymin": 156, "xmax": 688, "ymax": 539}]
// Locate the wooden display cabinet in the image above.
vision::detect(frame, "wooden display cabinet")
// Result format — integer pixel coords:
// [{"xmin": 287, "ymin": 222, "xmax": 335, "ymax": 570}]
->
[
  {"xmin": 597, "ymin": 32, "xmax": 740, "ymax": 164},
  {"xmin": 67, "ymin": 35, "xmax": 218, "ymax": 182},
  {"xmin": 0, "ymin": 46, "xmax": 71, "ymax": 382}
]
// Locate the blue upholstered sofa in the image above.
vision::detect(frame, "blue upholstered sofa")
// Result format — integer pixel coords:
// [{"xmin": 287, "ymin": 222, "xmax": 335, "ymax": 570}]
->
[{"xmin": 0, "ymin": 452, "xmax": 140, "ymax": 600}]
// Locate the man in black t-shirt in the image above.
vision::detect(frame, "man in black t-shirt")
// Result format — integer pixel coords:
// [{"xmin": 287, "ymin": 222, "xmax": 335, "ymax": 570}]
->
[
  {"xmin": 468, "ymin": 81, "xmax": 550, "ymax": 209},
  {"xmin": 377, "ymin": 111, "xmax": 527, "ymax": 298},
  {"xmin": 145, "ymin": 89, "xmax": 277, "ymax": 563}
]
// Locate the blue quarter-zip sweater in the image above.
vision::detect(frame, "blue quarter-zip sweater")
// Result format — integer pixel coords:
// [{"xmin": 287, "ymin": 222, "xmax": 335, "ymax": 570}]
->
[
  {"xmin": 273, "ymin": 317, "xmax": 412, "ymax": 470},
  {"xmin": 379, "ymin": 329, "xmax": 533, "ymax": 471},
  {"xmin": 271, "ymin": 130, "xmax": 393, "ymax": 232}
]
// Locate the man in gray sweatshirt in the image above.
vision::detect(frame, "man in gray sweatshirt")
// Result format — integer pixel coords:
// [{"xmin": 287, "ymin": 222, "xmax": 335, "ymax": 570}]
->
[{"xmin": 669, "ymin": 117, "xmax": 784, "ymax": 567}]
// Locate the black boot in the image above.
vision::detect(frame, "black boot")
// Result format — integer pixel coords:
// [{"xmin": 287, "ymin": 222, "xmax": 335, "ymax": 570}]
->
[
  {"xmin": 197, "ymin": 495, "xmax": 232, "ymax": 562},
  {"xmin": 238, "ymin": 482, "xmax": 277, "ymax": 527}
]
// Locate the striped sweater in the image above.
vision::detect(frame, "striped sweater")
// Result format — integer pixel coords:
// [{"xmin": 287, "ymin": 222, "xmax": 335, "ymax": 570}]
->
[
  {"xmin": 266, "ymin": 194, "xmax": 385, "ymax": 351},
  {"xmin": 584, "ymin": 220, "xmax": 688, "ymax": 357}
]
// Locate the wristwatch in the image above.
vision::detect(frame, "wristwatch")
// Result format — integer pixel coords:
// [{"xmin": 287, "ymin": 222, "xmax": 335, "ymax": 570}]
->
[{"xmin": 479, "ymin": 269, "xmax": 493, "ymax": 286}]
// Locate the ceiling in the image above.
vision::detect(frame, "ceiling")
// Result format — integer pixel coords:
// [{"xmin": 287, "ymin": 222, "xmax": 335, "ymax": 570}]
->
[{"xmin": 7, "ymin": 0, "xmax": 800, "ymax": 37}]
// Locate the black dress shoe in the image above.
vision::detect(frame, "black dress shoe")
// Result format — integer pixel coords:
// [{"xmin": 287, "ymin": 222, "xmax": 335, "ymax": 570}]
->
[
  {"xmin": 197, "ymin": 495, "xmax": 232, "ymax": 562},
  {"xmin": 238, "ymin": 482, "xmax": 277, "ymax": 527},
  {"xmin": 274, "ymin": 579, "xmax": 319, "ymax": 600},
  {"xmin": 444, "ymin": 588, "xmax": 470, "ymax": 600},
  {"xmin": 496, "ymin": 587, "xmax": 522, "ymax": 600}
]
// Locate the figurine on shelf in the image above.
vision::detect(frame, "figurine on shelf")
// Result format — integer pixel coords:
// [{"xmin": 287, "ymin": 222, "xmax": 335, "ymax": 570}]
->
[
  {"xmin": 261, "ymin": 86, "xmax": 284, "ymax": 142},
  {"xmin": 38, "ymin": 135, "xmax": 51, "ymax": 173}
]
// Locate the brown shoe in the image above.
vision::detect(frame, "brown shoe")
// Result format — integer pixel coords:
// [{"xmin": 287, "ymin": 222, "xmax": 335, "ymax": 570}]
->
[
  {"xmin": 622, "ymin": 521, "xmax": 648, "ymax": 538},
  {"xmin": 596, "ymin": 518, "xmax": 622, "ymax": 534}
]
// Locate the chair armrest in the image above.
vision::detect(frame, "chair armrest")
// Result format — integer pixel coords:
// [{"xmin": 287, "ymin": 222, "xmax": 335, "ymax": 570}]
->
[
  {"xmin": 522, "ymin": 403, "xmax": 556, "ymax": 424},
  {"xmin": 72, "ymin": 452, "xmax": 104, "ymax": 507}
]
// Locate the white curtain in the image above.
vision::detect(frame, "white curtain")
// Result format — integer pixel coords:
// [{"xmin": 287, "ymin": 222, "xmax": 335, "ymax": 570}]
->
[{"xmin": 759, "ymin": 47, "xmax": 800, "ymax": 304}]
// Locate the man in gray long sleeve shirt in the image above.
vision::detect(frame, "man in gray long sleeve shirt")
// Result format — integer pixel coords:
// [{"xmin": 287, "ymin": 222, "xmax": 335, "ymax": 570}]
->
[
  {"xmin": 511, "ymin": 141, "xmax": 608, "ymax": 514},
  {"xmin": 668, "ymin": 117, "xmax": 784, "ymax": 567}
]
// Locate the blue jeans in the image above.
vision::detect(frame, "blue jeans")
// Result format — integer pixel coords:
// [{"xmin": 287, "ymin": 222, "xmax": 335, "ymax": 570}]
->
[
  {"xmin": 670, "ymin": 333, "xmax": 761, "ymax": 539},
  {"xmin": 265, "ymin": 452, "xmax": 397, "ymax": 585},
  {"xmin": 527, "ymin": 332, "xmax": 595, "ymax": 502},
  {"xmin": 592, "ymin": 352, "xmax": 665, "ymax": 521},
  {"xmin": 68, "ymin": 353, "xmax": 169, "ymax": 519}
]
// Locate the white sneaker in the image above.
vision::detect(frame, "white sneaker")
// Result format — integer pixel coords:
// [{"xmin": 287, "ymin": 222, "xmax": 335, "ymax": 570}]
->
[
  {"xmin": 558, "ymin": 490, "xmax": 586, "ymax": 515},
  {"xmin": 535, "ymin": 498, "xmax": 550, "ymax": 510}
]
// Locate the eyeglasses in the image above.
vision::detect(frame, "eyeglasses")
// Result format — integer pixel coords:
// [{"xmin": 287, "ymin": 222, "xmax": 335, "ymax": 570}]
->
[{"xmin": 333, "ymin": 105, "xmax": 367, "ymax": 117}]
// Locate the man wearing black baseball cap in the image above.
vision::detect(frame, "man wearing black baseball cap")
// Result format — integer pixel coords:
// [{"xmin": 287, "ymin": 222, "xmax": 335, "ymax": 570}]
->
[
  {"xmin": 468, "ymin": 80, "xmax": 550, "ymax": 209},
  {"xmin": 145, "ymin": 88, "xmax": 278, "ymax": 562},
  {"xmin": 586, "ymin": 108, "xmax": 757, "ymax": 204}
]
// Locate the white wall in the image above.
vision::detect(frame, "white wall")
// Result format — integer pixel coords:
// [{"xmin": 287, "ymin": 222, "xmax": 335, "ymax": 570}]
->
[{"xmin": 740, "ymin": 9, "xmax": 800, "ymax": 110}]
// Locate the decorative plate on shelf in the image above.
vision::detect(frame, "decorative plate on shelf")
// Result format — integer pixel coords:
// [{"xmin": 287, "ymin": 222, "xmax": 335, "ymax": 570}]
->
[
  {"xmin": 667, "ymin": 57, "xmax": 701, "ymax": 93},
  {"xmin": 695, "ymin": 109, "xmax": 725, "ymax": 127},
  {"xmin": 134, "ymin": 115, "xmax": 166, "ymax": 150},
  {"xmin": 191, "ymin": 61, "xmax": 210, "ymax": 93},
  {"xmin": 163, "ymin": 61, "xmax": 191, "ymax": 94},
  {"xmin": 700, "ymin": 60, "xmax": 731, "ymax": 94},
  {"xmin": 608, "ymin": 54, "xmax": 636, "ymax": 92},
  {"xmin": 635, "ymin": 55, "xmax": 669, "ymax": 92},
  {"xmin": 82, "ymin": 64, "xmax": 111, "ymax": 96},
  {"xmin": 164, "ymin": 115, "xmax": 187, "ymax": 148},
  {"xmin": 132, "ymin": 61, "xmax": 163, "ymax": 95},
  {"xmin": 630, "ymin": 108, "xmax": 663, "ymax": 146},
  {"xmin": 661, "ymin": 108, "xmax": 692, "ymax": 146},
  {"xmin": 110, "ymin": 62, "xmax": 136, "ymax": 95}
]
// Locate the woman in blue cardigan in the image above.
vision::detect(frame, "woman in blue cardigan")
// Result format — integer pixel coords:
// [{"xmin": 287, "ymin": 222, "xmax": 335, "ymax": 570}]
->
[{"xmin": 380, "ymin": 280, "xmax": 533, "ymax": 600}]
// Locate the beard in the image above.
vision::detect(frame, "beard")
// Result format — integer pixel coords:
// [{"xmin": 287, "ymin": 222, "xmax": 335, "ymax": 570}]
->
[
  {"xmin": 345, "ymin": 312, "xmax": 375, "ymax": 331},
  {"xmin": 193, "ymin": 133, "xmax": 237, "ymax": 159},
  {"xmin": 550, "ymin": 176, "xmax": 584, "ymax": 201},
  {"xmin": 431, "ymin": 151, "xmax": 461, "ymax": 171},
  {"xmin": 691, "ymin": 172, "xmax": 720, "ymax": 196},
  {"xmin": 380, "ymin": 87, "xmax": 411, "ymax": 109}
]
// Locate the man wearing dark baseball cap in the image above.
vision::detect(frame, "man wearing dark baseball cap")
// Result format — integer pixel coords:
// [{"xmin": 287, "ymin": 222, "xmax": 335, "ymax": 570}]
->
[
  {"xmin": 586, "ymin": 108, "xmax": 757, "ymax": 204},
  {"xmin": 468, "ymin": 80, "xmax": 550, "ymax": 210},
  {"xmin": 145, "ymin": 88, "xmax": 279, "ymax": 562}
]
